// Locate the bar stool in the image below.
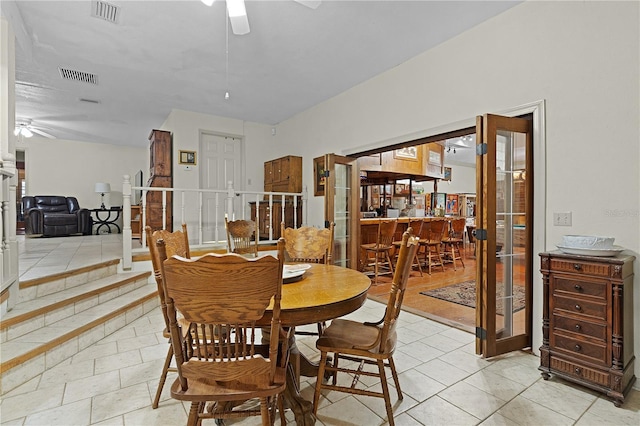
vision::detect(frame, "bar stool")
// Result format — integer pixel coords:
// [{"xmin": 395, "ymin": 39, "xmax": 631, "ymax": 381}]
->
[
  {"xmin": 442, "ymin": 217, "xmax": 466, "ymax": 270},
  {"xmin": 420, "ymin": 219, "xmax": 446, "ymax": 274},
  {"xmin": 361, "ymin": 219, "xmax": 397, "ymax": 284},
  {"xmin": 393, "ymin": 219, "xmax": 424, "ymax": 276}
]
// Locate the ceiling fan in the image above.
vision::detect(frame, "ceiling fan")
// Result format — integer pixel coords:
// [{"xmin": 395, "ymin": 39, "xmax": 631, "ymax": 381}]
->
[
  {"xmin": 14, "ymin": 120, "xmax": 56, "ymax": 139},
  {"xmin": 201, "ymin": 0, "xmax": 321, "ymax": 35}
]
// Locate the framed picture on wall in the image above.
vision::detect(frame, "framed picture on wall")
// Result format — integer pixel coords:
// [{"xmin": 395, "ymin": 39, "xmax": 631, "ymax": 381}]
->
[
  {"xmin": 394, "ymin": 146, "xmax": 418, "ymax": 161},
  {"xmin": 443, "ymin": 167, "xmax": 452, "ymax": 181},
  {"xmin": 313, "ymin": 156, "xmax": 326, "ymax": 196},
  {"xmin": 179, "ymin": 150, "xmax": 197, "ymax": 165}
]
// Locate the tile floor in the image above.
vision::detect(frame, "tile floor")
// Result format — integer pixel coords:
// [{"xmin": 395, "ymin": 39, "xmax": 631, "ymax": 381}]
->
[{"xmin": 3, "ymin": 234, "xmax": 639, "ymax": 425}]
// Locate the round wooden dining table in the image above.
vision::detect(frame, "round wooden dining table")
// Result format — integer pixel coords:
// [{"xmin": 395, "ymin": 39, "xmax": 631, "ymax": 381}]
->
[{"xmin": 258, "ymin": 263, "xmax": 372, "ymax": 426}]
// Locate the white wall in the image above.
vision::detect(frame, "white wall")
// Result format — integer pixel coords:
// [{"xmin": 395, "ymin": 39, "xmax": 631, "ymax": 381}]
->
[
  {"xmin": 17, "ymin": 136, "xmax": 147, "ymax": 209},
  {"xmin": 270, "ymin": 1, "xmax": 639, "ymax": 379}
]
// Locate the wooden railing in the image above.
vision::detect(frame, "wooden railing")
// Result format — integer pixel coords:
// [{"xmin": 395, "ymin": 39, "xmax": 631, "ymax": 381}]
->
[{"xmin": 121, "ymin": 175, "xmax": 307, "ymax": 270}]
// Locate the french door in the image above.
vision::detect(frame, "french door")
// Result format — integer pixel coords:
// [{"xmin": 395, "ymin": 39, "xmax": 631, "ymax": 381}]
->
[
  {"xmin": 476, "ymin": 114, "xmax": 533, "ymax": 357},
  {"xmin": 322, "ymin": 154, "xmax": 360, "ymax": 269}
]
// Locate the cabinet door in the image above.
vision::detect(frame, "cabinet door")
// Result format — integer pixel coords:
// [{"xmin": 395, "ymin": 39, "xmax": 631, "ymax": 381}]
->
[
  {"xmin": 279, "ymin": 157, "xmax": 290, "ymax": 182},
  {"xmin": 264, "ymin": 161, "xmax": 273, "ymax": 185},
  {"xmin": 272, "ymin": 158, "xmax": 282, "ymax": 182}
]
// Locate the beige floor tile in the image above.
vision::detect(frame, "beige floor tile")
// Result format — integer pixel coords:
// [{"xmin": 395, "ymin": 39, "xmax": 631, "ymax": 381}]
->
[
  {"xmin": 479, "ymin": 412, "xmax": 520, "ymax": 425},
  {"xmin": 122, "ymin": 399, "xmax": 187, "ymax": 425},
  {"xmin": 116, "ymin": 333, "xmax": 159, "ymax": 353},
  {"xmin": 406, "ymin": 395, "xmax": 479, "ymax": 426},
  {"xmin": 71, "ymin": 341, "xmax": 119, "ymax": 363},
  {"xmin": 64, "ymin": 370, "xmax": 121, "ymax": 404},
  {"xmin": 437, "ymin": 349, "xmax": 491, "ymax": 374},
  {"xmin": 395, "ymin": 369, "xmax": 446, "ymax": 402},
  {"xmin": 39, "ymin": 358, "xmax": 95, "ymax": 389},
  {"xmin": 396, "ymin": 340, "xmax": 445, "ymax": 363},
  {"xmin": 438, "ymin": 381, "xmax": 507, "ymax": 420},
  {"xmin": 1, "ymin": 383, "xmax": 65, "ymax": 422},
  {"xmin": 420, "ymin": 332, "xmax": 468, "ymax": 353},
  {"xmin": 579, "ymin": 389, "xmax": 640, "ymax": 425},
  {"xmin": 91, "ymin": 383, "xmax": 152, "ymax": 424},
  {"xmin": 414, "ymin": 358, "xmax": 470, "ymax": 386},
  {"xmin": 315, "ymin": 395, "xmax": 384, "ymax": 425},
  {"xmin": 354, "ymin": 381, "xmax": 419, "ymax": 420},
  {"xmin": 94, "ymin": 349, "xmax": 143, "ymax": 374},
  {"xmin": 520, "ymin": 379, "xmax": 597, "ymax": 420},
  {"xmin": 24, "ymin": 398, "xmax": 91, "ymax": 426},
  {"xmin": 119, "ymin": 358, "xmax": 164, "ymax": 388},
  {"xmin": 498, "ymin": 395, "xmax": 574, "ymax": 426},
  {"xmin": 463, "ymin": 369, "xmax": 527, "ymax": 402},
  {"xmin": 392, "ymin": 412, "xmax": 425, "ymax": 426}
]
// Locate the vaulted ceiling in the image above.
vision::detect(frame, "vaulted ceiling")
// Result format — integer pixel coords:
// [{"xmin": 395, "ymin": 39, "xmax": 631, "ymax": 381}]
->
[{"xmin": 3, "ymin": 0, "xmax": 520, "ymax": 148}]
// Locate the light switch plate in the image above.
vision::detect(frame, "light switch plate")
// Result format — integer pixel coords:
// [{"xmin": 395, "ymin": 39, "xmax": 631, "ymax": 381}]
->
[{"xmin": 553, "ymin": 212, "xmax": 572, "ymax": 226}]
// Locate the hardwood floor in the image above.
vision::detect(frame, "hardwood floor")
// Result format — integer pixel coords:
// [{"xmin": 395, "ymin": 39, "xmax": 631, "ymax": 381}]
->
[{"xmin": 366, "ymin": 245, "xmax": 478, "ymax": 332}]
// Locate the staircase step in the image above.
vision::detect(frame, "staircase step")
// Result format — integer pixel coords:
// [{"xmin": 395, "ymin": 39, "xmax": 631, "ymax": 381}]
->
[
  {"xmin": 17, "ymin": 259, "xmax": 121, "ymax": 303},
  {"xmin": 1, "ymin": 271, "xmax": 151, "ymax": 342},
  {"xmin": 0, "ymin": 280, "xmax": 159, "ymax": 395}
]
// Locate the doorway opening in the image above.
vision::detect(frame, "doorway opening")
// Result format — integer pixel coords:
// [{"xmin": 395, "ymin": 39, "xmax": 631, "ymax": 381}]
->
[
  {"xmin": 348, "ymin": 112, "xmax": 535, "ymax": 335},
  {"xmin": 16, "ymin": 149, "xmax": 26, "ymax": 235}
]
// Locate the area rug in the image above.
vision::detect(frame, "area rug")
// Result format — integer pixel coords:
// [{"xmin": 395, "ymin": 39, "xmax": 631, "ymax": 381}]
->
[{"xmin": 420, "ymin": 280, "xmax": 525, "ymax": 314}]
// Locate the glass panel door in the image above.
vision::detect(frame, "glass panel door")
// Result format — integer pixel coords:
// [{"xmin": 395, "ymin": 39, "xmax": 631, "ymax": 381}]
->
[
  {"xmin": 477, "ymin": 114, "xmax": 533, "ymax": 358},
  {"xmin": 323, "ymin": 154, "xmax": 360, "ymax": 269}
]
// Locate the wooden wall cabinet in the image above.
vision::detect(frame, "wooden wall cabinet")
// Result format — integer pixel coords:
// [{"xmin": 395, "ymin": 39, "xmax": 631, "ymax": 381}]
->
[
  {"xmin": 146, "ymin": 129, "xmax": 172, "ymax": 232},
  {"xmin": 264, "ymin": 155, "xmax": 302, "ymax": 193},
  {"xmin": 539, "ymin": 251, "xmax": 636, "ymax": 407}
]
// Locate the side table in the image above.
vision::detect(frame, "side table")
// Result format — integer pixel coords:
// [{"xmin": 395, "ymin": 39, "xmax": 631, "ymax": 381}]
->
[{"xmin": 91, "ymin": 207, "xmax": 122, "ymax": 234}]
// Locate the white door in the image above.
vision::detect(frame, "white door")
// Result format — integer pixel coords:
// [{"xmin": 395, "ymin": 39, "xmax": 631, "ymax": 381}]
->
[{"xmin": 200, "ymin": 132, "xmax": 243, "ymax": 243}]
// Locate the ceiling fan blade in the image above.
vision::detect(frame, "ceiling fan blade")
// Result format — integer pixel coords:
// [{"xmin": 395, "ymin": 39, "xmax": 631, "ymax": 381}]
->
[
  {"xmin": 228, "ymin": 0, "xmax": 250, "ymax": 35},
  {"xmin": 294, "ymin": 0, "xmax": 321, "ymax": 9},
  {"xmin": 30, "ymin": 128, "xmax": 56, "ymax": 139}
]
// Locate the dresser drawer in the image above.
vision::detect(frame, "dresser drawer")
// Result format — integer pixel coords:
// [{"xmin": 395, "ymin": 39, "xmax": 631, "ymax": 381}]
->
[
  {"xmin": 553, "ymin": 294, "xmax": 607, "ymax": 321},
  {"xmin": 552, "ymin": 314, "xmax": 607, "ymax": 341},
  {"xmin": 549, "ymin": 259, "xmax": 610, "ymax": 278},
  {"xmin": 550, "ymin": 357, "xmax": 610, "ymax": 387},
  {"xmin": 553, "ymin": 276, "xmax": 607, "ymax": 299},
  {"xmin": 551, "ymin": 333, "xmax": 608, "ymax": 366}
]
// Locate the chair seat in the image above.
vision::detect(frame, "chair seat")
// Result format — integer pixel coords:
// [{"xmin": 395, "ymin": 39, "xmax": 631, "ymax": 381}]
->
[
  {"xmin": 42, "ymin": 213, "xmax": 77, "ymax": 226},
  {"xmin": 361, "ymin": 243, "xmax": 393, "ymax": 251},
  {"xmin": 317, "ymin": 319, "xmax": 396, "ymax": 356}
]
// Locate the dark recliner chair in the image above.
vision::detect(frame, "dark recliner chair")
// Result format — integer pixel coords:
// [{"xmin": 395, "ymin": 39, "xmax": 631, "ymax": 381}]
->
[{"xmin": 23, "ymin": 196, "xmax": 92, "ymax": 237}]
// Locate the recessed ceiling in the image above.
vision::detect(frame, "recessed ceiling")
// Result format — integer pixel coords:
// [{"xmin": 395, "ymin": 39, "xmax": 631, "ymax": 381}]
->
[{"xmin": 4, "ymin": 1, "xmax": 521, "ymax": 148}]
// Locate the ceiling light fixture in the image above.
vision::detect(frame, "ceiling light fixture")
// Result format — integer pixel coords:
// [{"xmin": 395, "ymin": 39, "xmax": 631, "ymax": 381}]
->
[
  {"xmin": 14, "ymin": 124, "xmax": 33, "ymax": 138},
  {"xmin": 227, "ymin": 0, "xmax": 249, "ymax": 35}
]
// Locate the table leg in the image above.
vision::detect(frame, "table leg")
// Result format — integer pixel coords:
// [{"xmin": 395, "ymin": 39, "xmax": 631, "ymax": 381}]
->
[{"xmin": 263, "ymin": 328, "xmax": 317, "ymax": 425}]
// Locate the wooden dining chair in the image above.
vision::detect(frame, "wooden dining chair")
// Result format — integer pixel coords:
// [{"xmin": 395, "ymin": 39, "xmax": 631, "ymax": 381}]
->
[
  {"xmin": 159, "ymin": 238, "xmax": 289, "ymax": 426},
  {"xmin": 281, "ymin": 222, "xmax": 334, "ymax": 265},
  {"xmin": 145, "ymin": 224, "xmax": 191, "ymax": 409},
  {"xmin": 420, "ymin": 219, "xmax": 446, "ymax": 274},
  {"xmin": 361, "ymin": 219, "xmax": 397, "ymax": 284},
  {"xmin": 312, "ymin": 229, "xmax": 420, "ymax": 426},
  {"xmin": 392, "ymin": 219, "xmax": 423, "ymax": 276},
  {"xmin": 442, "ymin": 217, "xmax": 466, "ymax": 270},
  {"xmin": 281, "ymin": 222, "xmax": 335, "ymax": 336},
  {"xmin": 225, "ymin": 217, "xmax": 259, "ymax": 257}
]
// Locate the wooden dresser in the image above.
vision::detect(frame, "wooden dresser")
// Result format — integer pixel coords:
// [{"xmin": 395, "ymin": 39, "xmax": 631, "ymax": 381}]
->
[{"xmin": 539, "ymin": 251, "xmax": 636, "ymax": 406}]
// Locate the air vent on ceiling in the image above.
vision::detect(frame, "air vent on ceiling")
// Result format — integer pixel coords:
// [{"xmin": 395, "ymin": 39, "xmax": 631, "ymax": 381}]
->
[
  {"xmin": 79, "ymin": 98, "xmax": 101, "ymax": 104},
  {"xmin": 91, "ymin": 1, "xmax": 120, "ymax": 24},
  {"xmin": 59, "ymin": 68, "xmax": 99, "ymax": 85}
]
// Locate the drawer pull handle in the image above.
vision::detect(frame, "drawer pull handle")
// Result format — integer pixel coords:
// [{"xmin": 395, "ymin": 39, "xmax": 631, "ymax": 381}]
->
[
  {"xmin": 573, "ymin": 264, "xmax": 582, "ymax": 271},
  {"xmin": 575, "ymin": 304, "xmax": 581, "ymax": 311},
  {"xmin": 574, "ymin": 284, "xmax": 582, "ymax": 291},
  {"xmin": 575, "ymin": 367, "xmax": 582, "ymax": 375},
  {"xmin": 575, "ymin": 344, "xmax": 581, "ymax": 351},
  {"xmin": 575, "ymin": 324, "xmax": 581, "ymax": 331}
]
